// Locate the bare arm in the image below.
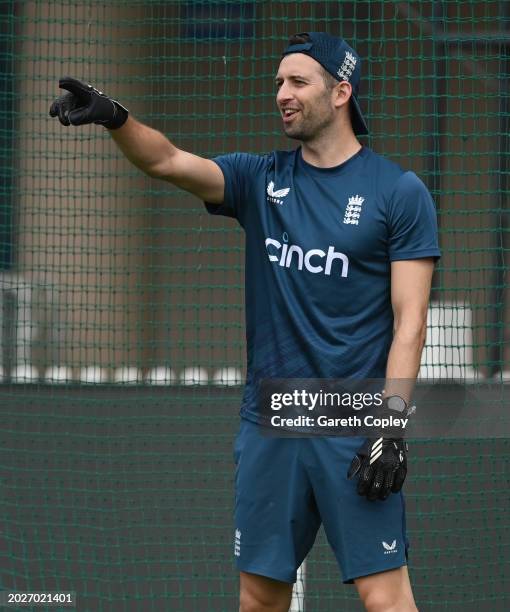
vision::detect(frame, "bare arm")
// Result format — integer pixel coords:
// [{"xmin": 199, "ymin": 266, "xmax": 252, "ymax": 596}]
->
[
  {"xmin": 109, "ymin": 116, "xmax": 225, "ymax": 204},
  {"xmin": 384, "ymin": 258, "xmax": 435, "ymax": 403}
]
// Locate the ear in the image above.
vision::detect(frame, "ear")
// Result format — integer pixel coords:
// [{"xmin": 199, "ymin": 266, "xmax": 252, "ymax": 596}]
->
[{"xmin": 333, "ymin": 81, "xmax": 352, "ymax": 109}]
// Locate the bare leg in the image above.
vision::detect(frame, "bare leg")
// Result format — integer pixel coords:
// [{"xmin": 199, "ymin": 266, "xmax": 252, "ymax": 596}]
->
[
  {"xmin": 239, "ymin": 571, "xmax": 294, "ymax": 612},
  {"xmin": 355, "ymin": 566, "xmax": 419, "ymax": 612}
]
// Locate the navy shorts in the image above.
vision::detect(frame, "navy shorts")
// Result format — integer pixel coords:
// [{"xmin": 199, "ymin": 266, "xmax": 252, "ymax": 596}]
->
[{"xmin": 233, "ymin": 418, "xmax": 409, "ymax": 584}]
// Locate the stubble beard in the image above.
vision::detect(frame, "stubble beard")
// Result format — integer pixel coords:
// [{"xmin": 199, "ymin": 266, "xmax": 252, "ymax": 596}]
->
[{"xmin": 282, "ymin": 103, "xmax": 335, "ymax": 143}]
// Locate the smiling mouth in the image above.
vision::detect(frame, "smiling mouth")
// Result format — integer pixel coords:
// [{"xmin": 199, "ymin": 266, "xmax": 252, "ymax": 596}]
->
[{"xmin": 282, "ymin": 109, "xmax": 299, "ymax": 122}]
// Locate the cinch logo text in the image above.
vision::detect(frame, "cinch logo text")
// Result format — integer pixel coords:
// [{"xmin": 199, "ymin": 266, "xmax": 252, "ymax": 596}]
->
[{"xmin": 265, "ymin": 238, "xmax": 349, "ymax": 277}]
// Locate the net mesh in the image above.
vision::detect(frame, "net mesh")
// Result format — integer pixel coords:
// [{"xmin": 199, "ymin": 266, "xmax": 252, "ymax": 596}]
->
[{"xmin": 0, "ymin": 1, "xmax": 509, "ymax": 610}]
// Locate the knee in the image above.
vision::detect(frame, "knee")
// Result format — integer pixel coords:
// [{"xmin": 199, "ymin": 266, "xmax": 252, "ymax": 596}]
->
[
  {"xmin": 239, "ymin": 591, "xmax": 285, "ymax": 612},
  {"xmin": 239, "ymin": 591, "xmax": 271, "ymax": 612},
  {"xmin": 361, "ymin": 588, "xmax": 417, "ymax": 612},
  {"xmin": 239, "ymin": 571, "xmax": 292, "ymax": 612}
]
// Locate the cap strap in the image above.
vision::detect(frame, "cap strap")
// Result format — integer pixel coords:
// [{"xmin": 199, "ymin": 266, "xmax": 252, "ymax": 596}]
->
[{"xmin": 284, "ymin": 42, "xmax": 313, "ymax": 53}]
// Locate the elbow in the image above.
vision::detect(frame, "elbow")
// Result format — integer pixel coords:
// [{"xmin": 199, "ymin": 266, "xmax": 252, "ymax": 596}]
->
[
  {"xmin": 145, "ymin": 163, "xmax": 165, "ymax": 180},
  {"xmin": 144, "ymin": 157, "xmax": 175, "ymax": 180},
  {"xmin": 145, "ymin": 168, "xmax": 160, "ymax": 180},
  {"xmin": 393, "ymin": 319, "xmax": 428, "ymax": 350}
]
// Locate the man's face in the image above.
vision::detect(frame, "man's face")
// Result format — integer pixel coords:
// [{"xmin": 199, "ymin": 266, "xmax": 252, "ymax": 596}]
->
[{"xmin": 275, "ymin": 54, "xmax": 337, "ymax": 142}]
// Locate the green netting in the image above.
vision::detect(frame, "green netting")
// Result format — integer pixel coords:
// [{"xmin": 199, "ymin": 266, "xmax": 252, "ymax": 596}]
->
[{"xmin": 0, "ymin": 1, "xmax": 509, "ymax": 610}]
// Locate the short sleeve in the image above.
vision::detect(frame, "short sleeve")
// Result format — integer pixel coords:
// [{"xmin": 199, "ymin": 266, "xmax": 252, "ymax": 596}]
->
[
  {"xmin": 387, "ymin": 171, "xmax": 441, "ymax": 262},
  {"xmin": 204, "ymin": 152, "xmax": 265, "ymax": 226}
]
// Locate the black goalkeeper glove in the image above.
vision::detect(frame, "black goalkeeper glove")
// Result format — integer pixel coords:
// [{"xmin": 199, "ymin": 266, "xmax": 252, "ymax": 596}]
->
[
  {"xmin": 49, "ymin": 77, "xmax": 129, "ymax": 129},
  {"xmin": 347, "ymin": 437, "xmax": 408, "ymax": 501}
]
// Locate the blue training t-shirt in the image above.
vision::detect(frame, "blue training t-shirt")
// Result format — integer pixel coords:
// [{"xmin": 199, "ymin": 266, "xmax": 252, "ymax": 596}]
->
[{"xmin": 205, "ymin": 147, "xmax": 441, "ymax": 424}]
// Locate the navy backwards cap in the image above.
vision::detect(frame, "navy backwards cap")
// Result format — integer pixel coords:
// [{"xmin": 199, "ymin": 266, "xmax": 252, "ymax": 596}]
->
[{"xmin": 282, "ymin": 32, "xmax": 368, "ymax": 135}]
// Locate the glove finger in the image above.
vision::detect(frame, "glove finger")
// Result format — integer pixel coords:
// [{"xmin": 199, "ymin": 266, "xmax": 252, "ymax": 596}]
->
[
  {"xmin": 57, "ymin": 99, "xmax": 71, "ymax": 126},
  {"xmin": 347, "ymin": 455, "xmax": 362, "ymax": 479},
  {"xmin": 68, "ymin": 106, "xmax": 93, "ymax": 126},
  {"xmin": 356, "ymin": 462, "xmax": 374, "ymax": 497},
  {"xmin": 367, "ymin": 467, "xmax": 385, "ymax": 501},
  {"xmin": 379, "ymin": 468, "xmax": 395, "ymax": 501},
  {"xmin": 49, "ymin": 93, "xmax": 74, "ymax": 124},
  {"xmin": 49, "ymin": 99, "xmax": 59, "ymax": 117},
  {"xmin": 391, "ymin": 465, "xmax": 407, "ymax": 493},
  {"xmin": 59, "ymin": 76, "xmax": 91, "ymax": 100}
]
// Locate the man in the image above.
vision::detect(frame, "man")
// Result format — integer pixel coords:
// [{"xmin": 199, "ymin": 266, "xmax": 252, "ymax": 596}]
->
[{"xmin": 50, "ymin": 32, "xmax": 440, "ymax": 612}]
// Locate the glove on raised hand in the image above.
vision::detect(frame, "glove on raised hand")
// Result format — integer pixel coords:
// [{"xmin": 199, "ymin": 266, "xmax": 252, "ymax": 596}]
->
[{"xmin": 49, "ymin": 77, "xmax": 128, "ymax": 129}]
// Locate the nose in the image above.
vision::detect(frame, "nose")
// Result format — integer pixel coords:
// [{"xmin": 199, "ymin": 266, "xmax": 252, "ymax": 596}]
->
[{"xmin": 276, "ymin": 81, "xmax": 292, "ymax": 105}]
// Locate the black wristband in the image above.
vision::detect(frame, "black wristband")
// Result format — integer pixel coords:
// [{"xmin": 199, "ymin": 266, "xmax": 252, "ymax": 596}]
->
[{"xmin": 101, "ymin": 100, "xmax": 129, "ymax": 130}]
